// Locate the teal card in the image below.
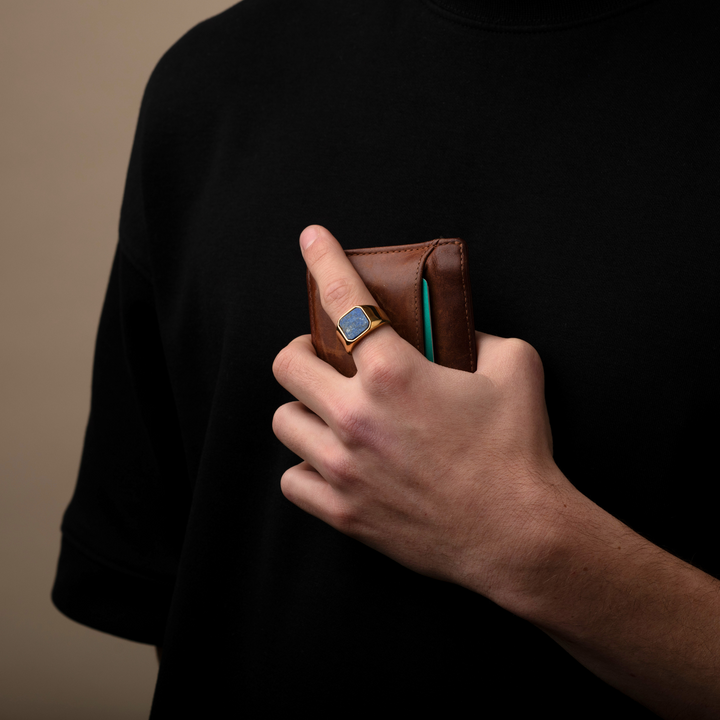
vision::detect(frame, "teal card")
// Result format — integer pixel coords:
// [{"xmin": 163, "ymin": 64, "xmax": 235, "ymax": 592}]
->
[{"xmin": 422, "ymin": 278, "xmax": 434, "ymax": 362}]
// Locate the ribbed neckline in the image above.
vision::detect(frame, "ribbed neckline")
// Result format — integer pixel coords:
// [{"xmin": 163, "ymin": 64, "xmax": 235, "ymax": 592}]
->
[{"xmin": 423, "ymin": 0, "xmax": 655, "ymax": 30}]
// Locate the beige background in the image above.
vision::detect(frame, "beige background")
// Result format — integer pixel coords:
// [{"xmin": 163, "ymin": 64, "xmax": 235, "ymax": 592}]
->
[{"xmin": 1, "ymin": 2, "xmax": 238, "ymax": 717}]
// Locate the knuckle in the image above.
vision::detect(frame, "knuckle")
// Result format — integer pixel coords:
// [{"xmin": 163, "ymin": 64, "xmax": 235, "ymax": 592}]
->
[
  {"xmin": 324, "ymin": 448, "xmax": 360, "ymax": 487},
  {"xmin": 361, "ymin": 345, "xmax": 413, "ymax": 396},
  {"xmin": 272, "ymin": 344, "xmax": 298, "ymax": 382},
  {"xmin": 271, "ymin": 404, "xmax": 285, "ymax": 437},
  {"xmin": 496, "ymin": 338, "xmax": 546, "ymax": 391},
  {"xmin": 271, "ymin": 402, "xmax": 299, "ymax": 442},
  {"xmin": 329, "ymin": 502, "xmax": 360, "ymax": 534},
  {"xmin": 323, "ymin": 277, "xmax": 356, "ymax": 310},
  {"xmin": 279, "ymin": 467, "xmax": 298, "ymax": 502},
  {"xmin": 333, "ymin": 400, "xmax": 376, "ymax": 448},
  {"xmin": 504, "ymin": 338, "xmax": 543, "ymax": 370}
]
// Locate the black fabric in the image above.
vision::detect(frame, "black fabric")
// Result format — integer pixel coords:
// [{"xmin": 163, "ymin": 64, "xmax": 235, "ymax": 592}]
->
[
  {"xmin": 52, "ymin": 0, "xmax": 719, "ymax": 715},
  {"xmin": 426, "ymin": 0, "xmax": 654, "ymax": 28}
]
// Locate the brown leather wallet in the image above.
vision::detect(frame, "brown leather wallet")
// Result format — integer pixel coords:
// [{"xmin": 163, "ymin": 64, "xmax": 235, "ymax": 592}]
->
[{"xmin": 307, "ymin": 238, "xmax": 477, "ymax": 378}]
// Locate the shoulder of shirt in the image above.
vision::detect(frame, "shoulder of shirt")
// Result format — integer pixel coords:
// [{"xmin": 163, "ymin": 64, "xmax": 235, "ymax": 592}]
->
[
  {"xmin": 144, "ymin": 0, "xmax": 327, "ymax": 101},
  {"xmin": 118, "ymin": 0, "xmax": 338, "ymax": 269}
]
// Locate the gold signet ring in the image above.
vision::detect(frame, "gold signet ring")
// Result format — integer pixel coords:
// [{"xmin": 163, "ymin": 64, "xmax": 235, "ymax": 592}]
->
[{"xmin": 336, "ymin": 305, "xmax": 391, "ymax": 353}]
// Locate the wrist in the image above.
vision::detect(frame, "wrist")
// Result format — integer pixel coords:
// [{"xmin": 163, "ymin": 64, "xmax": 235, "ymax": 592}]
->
[
  {"xmin": 489, "ymin": 478, "xmax": 656, "ymax": 638},
  {"xmin": 452, "ymin": 464, "xmax": 581, "ymax": 609},
  {"xmin": 464, "ymin": 468, "xmax": 625, "ymax": 627}
]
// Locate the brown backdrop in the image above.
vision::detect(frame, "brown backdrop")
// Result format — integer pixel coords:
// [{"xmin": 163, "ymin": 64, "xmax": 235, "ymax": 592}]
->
[{"xmin": 0, "ymin": 2, "xmax": 237, "ymax": 717}]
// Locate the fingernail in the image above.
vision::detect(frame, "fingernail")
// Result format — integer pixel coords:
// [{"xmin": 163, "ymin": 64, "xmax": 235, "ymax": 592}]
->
[{"xmin": 300, "ymin": 226, "xmax": 318, "ymax": 250}]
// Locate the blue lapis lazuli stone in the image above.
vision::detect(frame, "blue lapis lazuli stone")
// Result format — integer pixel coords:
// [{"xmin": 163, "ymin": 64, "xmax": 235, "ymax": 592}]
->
[{"xmin": 338, "ymin": 307, "xmax": 370, "ymax": 341}]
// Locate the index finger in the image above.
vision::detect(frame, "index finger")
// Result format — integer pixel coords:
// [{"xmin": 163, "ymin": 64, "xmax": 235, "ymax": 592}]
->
[{"xmin": 300, "ymin": 225, "xmax": 397, "ymax": 362}]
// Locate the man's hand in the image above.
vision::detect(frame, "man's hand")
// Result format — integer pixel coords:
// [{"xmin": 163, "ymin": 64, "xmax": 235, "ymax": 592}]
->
[
  {"xmin": 272, "ymin": 225, "xmax": 720, "ymax": 719},
  {"xmin": 272, "ymin": 224, "xmax": 570, "ymax": 606}
]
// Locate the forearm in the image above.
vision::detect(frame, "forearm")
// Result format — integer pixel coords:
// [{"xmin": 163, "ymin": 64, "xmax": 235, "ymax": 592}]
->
[{"xmin": 484, "ymin": 480, "xmax": 720, "ymax": 719}]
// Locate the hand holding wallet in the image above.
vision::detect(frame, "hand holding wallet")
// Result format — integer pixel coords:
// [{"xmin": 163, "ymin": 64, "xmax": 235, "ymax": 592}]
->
[{"xmin": 307, "ymin": 237, "xmax": 477, "ymax": 377}]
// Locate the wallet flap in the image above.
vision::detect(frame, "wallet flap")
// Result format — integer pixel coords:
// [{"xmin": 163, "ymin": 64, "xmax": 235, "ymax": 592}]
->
[{"xmin": 424, "ymin": 239, "xmax": 476, "ymax": 373}]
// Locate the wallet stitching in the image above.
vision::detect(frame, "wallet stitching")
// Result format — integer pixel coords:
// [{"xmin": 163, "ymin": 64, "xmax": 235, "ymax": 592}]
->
[
  {"xmin": 413, "ymin": 247, "xmax": 427, "ymax": 349},
  {"xmin": 433, "ymin": 239, "xmax": 475, "ymax": 372},
  {"xmin": 345, "ymin": 247, "xmax": 429, "ymax": 257},
  {"xmin": 414, "ymin": 257, "xmax": 421, "ymax": 348},
  {"xmin": 415, "ymin": 240, "xmax": 440, "ymax": 351},
  {"xmin": 456, "ymin": 241, "xmax": 475, "ymax": 372}
]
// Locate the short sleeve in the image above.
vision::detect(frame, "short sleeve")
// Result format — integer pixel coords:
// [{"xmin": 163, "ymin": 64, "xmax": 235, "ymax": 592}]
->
[{"xmin": 51, "ymin": 243, "xmax": 190, "ymax": 645}]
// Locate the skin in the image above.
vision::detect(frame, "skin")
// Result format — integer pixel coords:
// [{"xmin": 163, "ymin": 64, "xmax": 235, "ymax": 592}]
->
[{"xmin": 271, "ymin": 224, "xmax": 720, "ymax": 719}]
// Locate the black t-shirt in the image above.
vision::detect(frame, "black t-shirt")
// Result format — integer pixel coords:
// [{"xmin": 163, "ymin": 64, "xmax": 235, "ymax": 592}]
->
[{"xmin": 52, "ymin": 0, "xmax": 719, "ymax": 715}]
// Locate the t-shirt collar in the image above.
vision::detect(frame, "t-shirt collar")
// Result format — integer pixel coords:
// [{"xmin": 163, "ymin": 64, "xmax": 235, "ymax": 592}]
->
[{"xmin": 422, "ymin": 0, "xmax": 655, "ymax": 29}]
